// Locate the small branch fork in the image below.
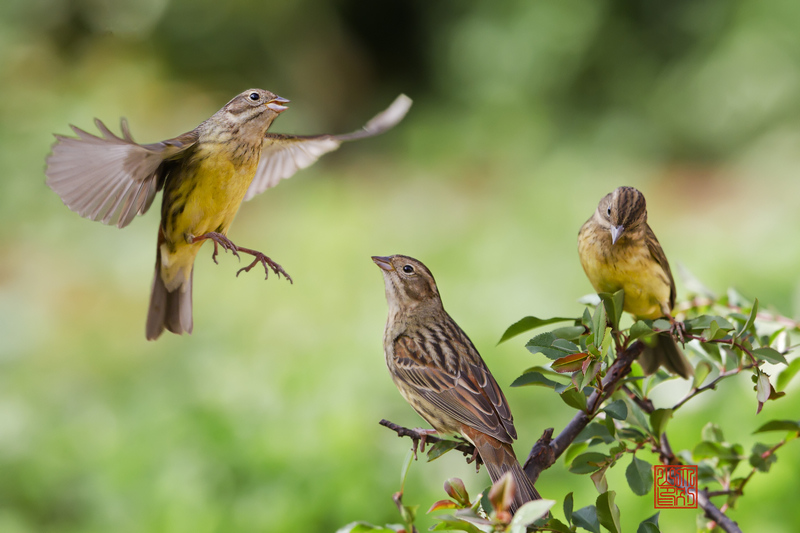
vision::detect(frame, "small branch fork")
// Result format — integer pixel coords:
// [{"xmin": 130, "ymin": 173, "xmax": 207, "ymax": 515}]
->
[
  {"xmin": 189, "ymin": 231, "xmax": 293, "ymax": 283},
  {"xmin": 523, "ymin": 339, "xmax": 645, "ymax": 480}
]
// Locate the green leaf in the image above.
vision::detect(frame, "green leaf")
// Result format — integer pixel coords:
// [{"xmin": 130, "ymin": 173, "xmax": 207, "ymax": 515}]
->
[
  {"xmin": 617, "ymin": 427, "xmax": 647, "ymax": 442},
  {"xmin": 572, "ymin": 505, "xmax": 601, "ymax": 533},
  {"xmin": 739, "ymin": 298, "xmax": 759, "ymax": 335},
  {"xmin": 603, "ymin": 400, "xmax": 628, "ymax": 420},
  {"xmin": 701, "ymin": 423, "xmax": 724, "ymax": 443},
  {"xmin": 511, "ymin": 369, "xmax": 561, "ymax": 388},
  {"xmin": 582, "ymin": 307, "xmax": 593, "ymax": 328},
  {"xmin": 599, "ymin": 290, "xmax": 625, "ymax": 331},
  {"xmin": 509, "ymin": 499, "xmax": 556, "ymax": 531},
  {"xmin": 591, "ymin": 466, "xmax": 609, "ymax": 493},
  {"xmin": 753, "ymin": 347, "xmax": 788, "ymax": 365},
  {"xmin": 596, "ymin": 491, "xmax": 621, "ymax": 533},
  {"xmin": 564, "ymin": 442, "xmax": 589, "ymax": 466},
  {"xmin": 749, "ymin": 442, "xmax": 778, "ymax": 472},
  {"xmin": 592, "ymin": 303, "xmax": 607, "ymax": 346},
  {"xmin": 430, "ymin": 515, "xmax": 485, "ymax": 533},
  {"xmin": 777, "ymin": 358, "xmax": 800, "ymax": 391},
  {"xmin": 625, "ymin": 456, "xmax": 653, "ymax": 496},
  {"xmin": 701, "ymin": 320, "xmax": 726, "ymax": 342},
  {"xmin": 561, "ymin": 388, "xmax": 588, "ymax": 412},
  {"xmin": 629, "ymin": 320, "xmax": 654, "ymax": 341},
  {"xmin": 693, "ymin": 361, "xmax": 712, "ymax": 389},
  {"xmin": 569, "ymin": 452, "xmax": 609, "ymax": 475},
  {"xmin": 575, "ymin": 423, "xmax": 614, "ymax": 445},
  {"xmin": 499, "ymin": 316, "xmax": 576, "ymax": 344},
  {"xmin": 637, "ymin": 512, "xmax": 660, "ymax": 533},
  {"xmin": 527, "ymin": 332, "xmax": 579, "ymax": 360},
  {"xmin": 546, "ymin": 518, "xmax": 574, "ymax": 533},
  {"xmin": 753, "ymin": 420, "xmax": 800, "ymax": 433},
  {"xmin": 552, "ymin": 326, "xmax": 587, "ymax": 341},
  {"xmin": 652, "ymin": 318, "xmax": 671, "ymax": 331},
  {"xmin": 649, "ymin": 409, "xmax": 673, "ymax": 439},
  {"xmin": 685, "ymin": 315, "xmax": 735, "ymax": 333},
  {"xmin": 427, "ymin": 440, "xmax": 460, "ymax": 461},
  {"xmin": 637, "ymin": 523, "xmax": 660, "ymax": 533},
  {"xmin": 564, "ymin": 492, "xmax": 574, "ymax": 525}
]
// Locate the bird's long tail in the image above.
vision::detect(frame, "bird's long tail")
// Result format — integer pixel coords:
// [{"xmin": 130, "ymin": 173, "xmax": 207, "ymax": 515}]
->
[
  {"xmin": 640, "ymin": 332, "xmax": 693, "ymax": 379},
  {"xmin": 471, "ymin": 431, "xmax": 541, "ymax": 514},
  {"xmin": 146, "ymin": 229, "xmax": 193, "ymax": 340}
]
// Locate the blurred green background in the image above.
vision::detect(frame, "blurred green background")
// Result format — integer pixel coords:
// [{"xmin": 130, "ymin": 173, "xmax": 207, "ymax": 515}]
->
[{"xmin": 2, "ymin": 0, "xmax": 800, "ymax": 531}]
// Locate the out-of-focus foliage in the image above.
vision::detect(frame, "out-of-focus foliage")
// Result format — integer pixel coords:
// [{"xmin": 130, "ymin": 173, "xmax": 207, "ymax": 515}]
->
[{"xmin": 2, "ymin": 1, "xmax": 800, "ymax": 532}]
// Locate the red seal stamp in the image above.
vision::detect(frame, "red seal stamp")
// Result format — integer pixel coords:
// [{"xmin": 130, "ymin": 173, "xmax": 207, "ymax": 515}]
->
[{"xmin": 654, "ymin": 465, "xmax": 698, "ymax": 509}]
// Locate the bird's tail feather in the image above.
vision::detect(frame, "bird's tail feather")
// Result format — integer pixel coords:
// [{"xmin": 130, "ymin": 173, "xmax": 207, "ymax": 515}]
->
[
  {"xmin": 473, "ymin": 433, "xmax": 541, "ymax": 514},
  {"xmin": 640, "ymin": 332, "xmax": 693, "ymax": 379},
  {"xmin": 146, "ymin": 231, "xmax": 193, "ymax": 340}
]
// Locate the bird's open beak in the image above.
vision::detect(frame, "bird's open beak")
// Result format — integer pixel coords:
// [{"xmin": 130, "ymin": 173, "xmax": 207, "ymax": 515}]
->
[
  {"xmin": 266, "ymin": 96, "xmax": 290, "ymax": 113},
  {"xmin": 372, "ymin": 256, "xmax": 394, "ymax": 272},
  {"xmin": 610, "ymin": 225, "xmax": 624, "ymax": 245}
]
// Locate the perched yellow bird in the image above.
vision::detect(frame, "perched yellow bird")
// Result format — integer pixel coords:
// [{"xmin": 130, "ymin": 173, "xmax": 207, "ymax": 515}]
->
[
  {"xmin": 578, "ymin": 186, "xmax": 693, "ymax": 378},
  {"xmin": 46, "ymin": 89, "xmax": 412, "ymax": 339}
]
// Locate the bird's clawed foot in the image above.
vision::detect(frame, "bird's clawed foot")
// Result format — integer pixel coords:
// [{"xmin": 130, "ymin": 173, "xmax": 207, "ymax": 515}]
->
[
  {"xmin": 411, "ymin": 428, "xmax": 438, "ymax": 459},
  {"xmin": 190, "ymin": 232, "xmax": 293, "ymax": 284},
  {"xmin": 666, "ymin": 314, "xmax": 686, "ymax": 344}
]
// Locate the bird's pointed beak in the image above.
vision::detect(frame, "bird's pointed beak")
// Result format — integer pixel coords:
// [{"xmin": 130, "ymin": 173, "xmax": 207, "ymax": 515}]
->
[
  {"xmin": 266, "ymin": 96, "xmax": 290, "ymax": 113},
  {"xmin": 372, "ymin": 256, "xmax": 394, "ymax": 272},
  {"xmin": 610, "ymin": 225, "xmax": 624, "ymax": 245}
]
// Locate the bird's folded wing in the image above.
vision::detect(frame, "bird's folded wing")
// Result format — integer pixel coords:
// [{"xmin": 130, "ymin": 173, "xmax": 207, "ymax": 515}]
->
[
  {"xmin": 45, "ymin": 119, "xmax": 198, "ymax": 228},
  {"xmin": 393, "ymin": 335, "xmax": 514, "ymax": 444},
  {"xmin": 644, "ymin": 224, "xmax": 677, "ymax": 309},
  {"xmin": 244, "ymin": 94, "xmax": 412, "ymax": 201}
]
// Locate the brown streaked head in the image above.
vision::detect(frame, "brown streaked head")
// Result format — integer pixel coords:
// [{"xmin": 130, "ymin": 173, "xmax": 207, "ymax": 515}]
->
[
  {"xmin": 595, "ymin": 186, "xmax": 648, "ymax": 244},
  {"xmin": 372, "ymin": 255, "xmax": 442, "ymax": 313},
  {"xmin": 219, "ymin": 88, "xmax": 290, "ymax": 124}
]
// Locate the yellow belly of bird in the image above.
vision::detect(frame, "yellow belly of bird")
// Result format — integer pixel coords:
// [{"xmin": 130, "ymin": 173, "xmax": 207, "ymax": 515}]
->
[
  {"xmin": 578, "ymin": 234, "xmax": 670, "ymax": 320},
  {"xmin": 160, "ymin": 147, "xmax": 259, "ymax": 291}
]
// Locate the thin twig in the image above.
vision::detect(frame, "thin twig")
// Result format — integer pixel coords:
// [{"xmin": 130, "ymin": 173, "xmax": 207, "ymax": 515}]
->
[
  {"xmin": 671, "ymin": 364, "xmax": 755, "ymax": 411},
  {"xmin": 378, "ymin": 419, "xmax": 479, "ymax": 461},
  {"xmin": 675, "ymin": 297, "xmax": 800, "ymax": 331}
]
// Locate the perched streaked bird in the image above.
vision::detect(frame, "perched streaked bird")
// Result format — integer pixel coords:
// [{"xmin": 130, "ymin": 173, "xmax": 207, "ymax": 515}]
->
[
  {"xmin": 46, "ymin": 89, "xmax": 412, "ymax": 339},
  {"xmin": 373, "ymin": 255, "xmax": 541, "ymax": 513},
  {"xmin": 578, "ymin": 186, "xmax": 693, "ymax": 378}
]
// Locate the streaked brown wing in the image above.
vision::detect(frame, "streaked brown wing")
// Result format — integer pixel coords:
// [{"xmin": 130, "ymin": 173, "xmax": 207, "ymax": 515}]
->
[
  {"xmin": 393, "ymin": 330, "xmax": 516, "ymax": 444},
  {"xmin": 45, "ymin": 119, "xmax": 198, "ymax": 228},
  {"xmin": 645, "ymin": 223, "xmax": 676, "ymax": 310},
  {"xmin": 243, "ymin": 94, "xmax": 412, "ymax": 200}
]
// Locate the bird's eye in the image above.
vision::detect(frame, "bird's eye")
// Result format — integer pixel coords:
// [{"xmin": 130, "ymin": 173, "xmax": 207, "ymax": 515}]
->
[
  {"xmin": 249, "ymin": 92, "xmax": 260, "ymax": 101},
  {"xmin": 606, "ymin": 207, "xmax": 611, "ymax": 216},
  {"xmin": 402, "ymin": 265, "xmax": 414, "ymax": 274}
]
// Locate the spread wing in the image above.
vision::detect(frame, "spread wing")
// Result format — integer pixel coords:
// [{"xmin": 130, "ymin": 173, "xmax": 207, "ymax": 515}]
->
[
  {"xmin": 45, "ymin": 119, "xmax": 198, "ymax": 228},
  {"xmin": 393, "ymin": 325, "xmax": 516, "ymax": 444},
  {"xmin": 244, "ymin": 94, "xmax": 412, "ymax": 201},
  {"xmin": 645, "ymin": 223, "xmax": 676, "ymax": 309}
]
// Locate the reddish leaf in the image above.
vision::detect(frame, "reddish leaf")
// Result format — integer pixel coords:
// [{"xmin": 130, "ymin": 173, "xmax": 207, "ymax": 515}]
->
[
  {"xmin": 552, "ymin": 352, "xmax": 591, "ymax": 374},
  {"xmin": 428, "ymin": 499, "xmax": 459, "ymax": 513}
]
